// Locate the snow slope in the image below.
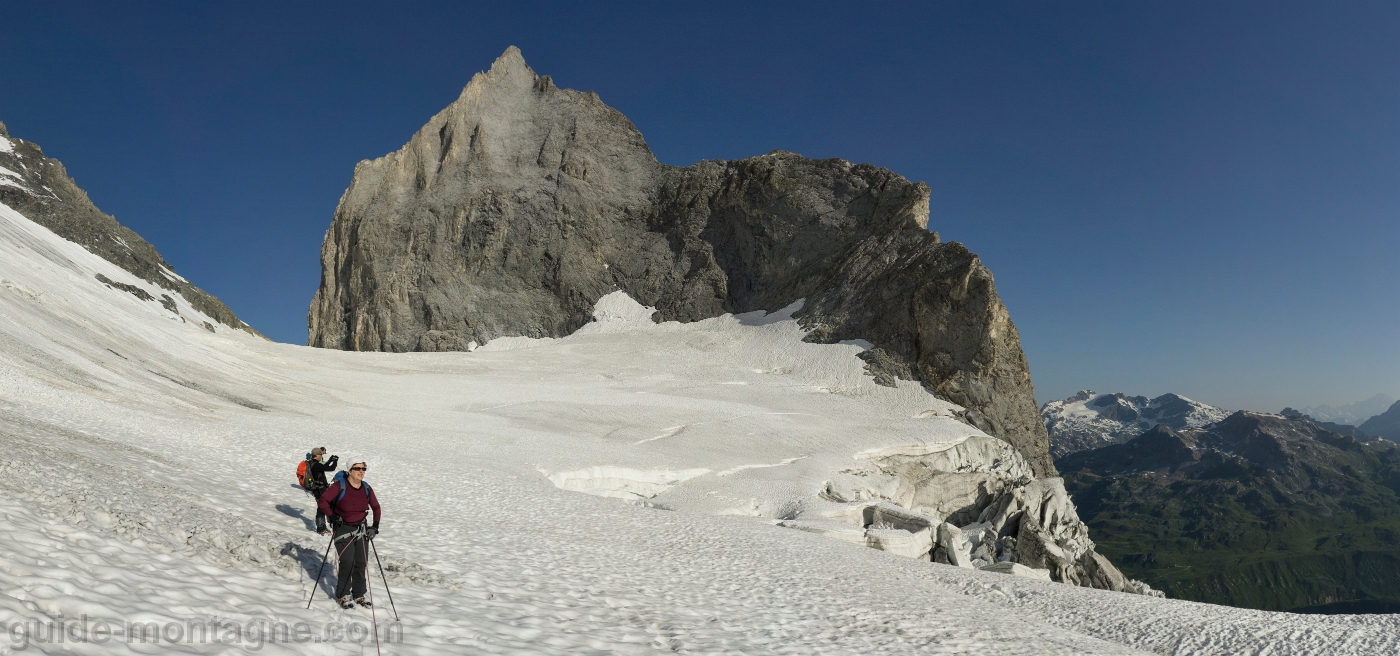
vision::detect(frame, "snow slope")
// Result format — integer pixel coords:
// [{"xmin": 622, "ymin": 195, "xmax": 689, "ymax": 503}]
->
[{"xmin": 1, "ymin": 199, "xmax": 1397, "ymax": 654}]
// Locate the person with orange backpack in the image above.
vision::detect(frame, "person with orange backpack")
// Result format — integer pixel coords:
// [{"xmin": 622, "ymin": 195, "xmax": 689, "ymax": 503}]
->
[{"xmin": 298, "ymin": 447, "xmax": 339, "ymax": 534}]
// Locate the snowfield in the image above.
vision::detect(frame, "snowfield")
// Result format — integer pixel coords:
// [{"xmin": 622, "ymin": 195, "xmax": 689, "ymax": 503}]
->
[{"xmin": 1, "ymin": 199, "xmax": 1398, "ymax": 654}]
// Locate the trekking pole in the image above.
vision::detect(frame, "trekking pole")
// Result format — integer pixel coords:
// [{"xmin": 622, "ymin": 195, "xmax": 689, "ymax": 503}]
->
[
  {"xmin": 368, "ymin": 537, "xmax": 400, "ymax": 621},
  {"xmin": 306, "ymin": 534, "xmax": 335, "ymax": 609},
  {"xmin": 363, "ymin": 536, "xmax": 383, "ymax": 656}
]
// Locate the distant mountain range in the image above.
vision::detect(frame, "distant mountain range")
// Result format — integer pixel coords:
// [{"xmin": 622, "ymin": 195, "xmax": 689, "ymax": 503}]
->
[
  {"xmin": 1047, "ymin": 390, "xmax": 1400, "ymax": 612},
  {"xmin": 1280, "ymin": 408, "xmax": 1369, "ymax": 439},
  {"xmin": 1299, "ymin": 395, "xmax": 1397, "ymax": 426},
  {"xmin": 1058, "ymin": 410, "xmax": 1400, "ymax": 613},
  {"xmin": 1041, "ymin": 390, "xmax": 1230, "ymax": 459}
]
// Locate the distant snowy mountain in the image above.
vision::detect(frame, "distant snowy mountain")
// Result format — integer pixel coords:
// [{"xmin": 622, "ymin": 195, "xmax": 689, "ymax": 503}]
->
[
  {"xmin": 1299, "ymin": 394, "xmax": 1397, "ymax": 426},
  {"xmin": 1042, "ymin": 390, "xmax": 1230, "ymax": 459},
  {"xmin": 1060, "ymin": 411, "xmax": 1400, "ymax": 612}
]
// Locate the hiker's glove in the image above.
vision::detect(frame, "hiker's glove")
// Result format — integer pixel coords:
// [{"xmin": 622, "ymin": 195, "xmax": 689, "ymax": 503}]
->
[
  {"xmin": 365, "ymin": 527, "xmax": 378, "ymax": 539},
  {"xmin": 331, "ymin": 515, "xmax": 343, "ymax": 527}
]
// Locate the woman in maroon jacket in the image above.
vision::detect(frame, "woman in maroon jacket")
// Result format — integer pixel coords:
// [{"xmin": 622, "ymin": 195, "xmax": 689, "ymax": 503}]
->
[{"xmin": 317, "ymin": 458, "xmax": 381, "ymax": 609}]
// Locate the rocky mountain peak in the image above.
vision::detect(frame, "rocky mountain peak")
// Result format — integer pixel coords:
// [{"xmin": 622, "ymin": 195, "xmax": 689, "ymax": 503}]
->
[
  {"xmin": 309, "ymin": 47, "xmax": 1056, "ymax": 476},
  {"xmin": 467, "ymin": 45, "xmax": 539, "ymax": 92}
]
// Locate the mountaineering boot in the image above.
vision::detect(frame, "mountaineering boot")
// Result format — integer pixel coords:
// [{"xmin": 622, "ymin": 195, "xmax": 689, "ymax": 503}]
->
[
  {"xmin": 356, "ymin": 597, "xmax": 372, "ymax": 608},
  {"xmin": 338, "ymin": 595, "xmax": 356, "ymax": 610}
]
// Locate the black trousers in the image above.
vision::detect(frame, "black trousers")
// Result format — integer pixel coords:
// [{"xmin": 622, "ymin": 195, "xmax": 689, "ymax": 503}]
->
[
  {"xmin": 333, "ymin": 525, "xmax": 369, "ymax": 600},
  {"xmin": 305, "ymin": 488, "xmax": 327, "ymax": 529}
]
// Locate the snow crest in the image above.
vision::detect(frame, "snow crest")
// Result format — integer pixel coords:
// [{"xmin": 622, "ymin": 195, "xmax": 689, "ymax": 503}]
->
[{"xmin": 1042, "ymin": 390, "xmax": 1229, "ymax": 458}]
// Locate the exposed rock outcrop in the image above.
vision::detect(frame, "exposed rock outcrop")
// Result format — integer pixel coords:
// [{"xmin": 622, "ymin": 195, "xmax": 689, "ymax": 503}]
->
[
  {"xmin": 799, "ymin": 436, "xmax": 1160, "ymax": 595},
  {"xmin": 309, "ymin": 47, "xmax": 1052, "ymax": 475},
  {"xmin": 0, "ymin": 121, "xmax": 258, "ymax": 336}
]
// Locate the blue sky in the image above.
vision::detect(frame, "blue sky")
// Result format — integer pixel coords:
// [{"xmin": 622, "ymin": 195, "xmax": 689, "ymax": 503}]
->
[{"xmin": 1, "ymin": 2, "xmax": 1396, "ymax": 412}]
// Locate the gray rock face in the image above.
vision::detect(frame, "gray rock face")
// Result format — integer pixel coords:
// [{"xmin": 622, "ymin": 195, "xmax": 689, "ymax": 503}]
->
[
  {"xmin": 309, "ymin": 47, "xmax": 1053, "ymax": 476},
  {"xmin": 0, "ymin": 121, "xmax": 258, "ymax": 336}
]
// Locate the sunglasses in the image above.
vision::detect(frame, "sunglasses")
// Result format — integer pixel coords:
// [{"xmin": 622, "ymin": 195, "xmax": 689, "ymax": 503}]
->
[{"xmin": 350, "ymin": 466, "xmax": 367, "ymax": 472}]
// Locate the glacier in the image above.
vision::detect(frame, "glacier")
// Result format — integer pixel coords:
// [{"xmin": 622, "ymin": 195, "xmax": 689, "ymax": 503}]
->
[{"xmin": 1, "ymin": 199, "xmax": 1398, "ymax": 653}]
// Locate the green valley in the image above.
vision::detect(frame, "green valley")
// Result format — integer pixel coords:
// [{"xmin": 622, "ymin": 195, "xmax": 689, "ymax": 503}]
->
[{"xmin": 1059, "ymin": 412, "xmax": 1400, "ymax": 612}]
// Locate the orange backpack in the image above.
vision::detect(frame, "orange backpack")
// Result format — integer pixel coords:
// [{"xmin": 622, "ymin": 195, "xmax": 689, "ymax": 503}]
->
[{"xmin": 296, "ymin": 455, "xmax": 312, "ymax": 488}]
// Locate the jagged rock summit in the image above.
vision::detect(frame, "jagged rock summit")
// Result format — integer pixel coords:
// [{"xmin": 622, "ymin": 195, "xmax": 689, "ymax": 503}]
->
[{"xmin": 309, "ymin": 47, "xmax": 1053, "ymax": 477}]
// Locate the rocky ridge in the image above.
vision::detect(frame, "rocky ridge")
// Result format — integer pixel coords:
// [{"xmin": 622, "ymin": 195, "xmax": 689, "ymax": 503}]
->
[
  {"xmin": 1041, "ymin": 390, "xmax": 1229, "ymax": 459},
  {"xmin": 309, "ymin": 47, "xmax": 1052, "ymax": 476},
  {"xmin": 1360, "ymin": 400, "xmax": 1400, "ymax": 441},
  {"xmin": 1280, "ymin": 407, "xmax": 1370, "ymax": 439},
  {"xmin": 0, "ymin": 121, "xmax": 258, "ymax": 336}
]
